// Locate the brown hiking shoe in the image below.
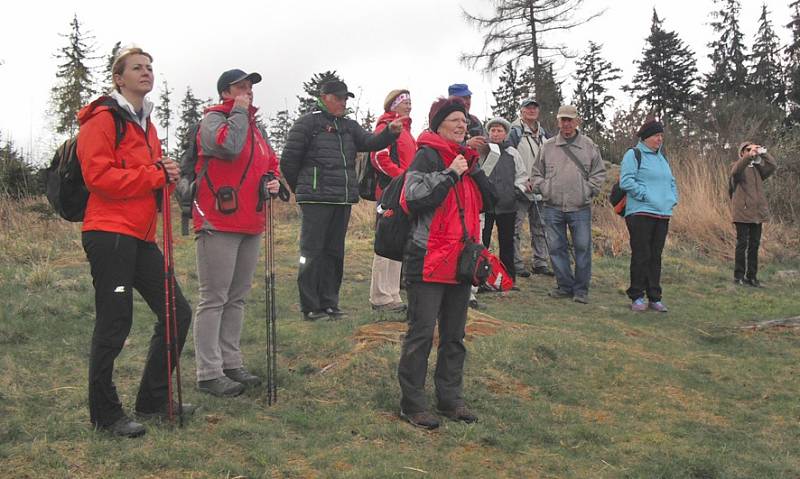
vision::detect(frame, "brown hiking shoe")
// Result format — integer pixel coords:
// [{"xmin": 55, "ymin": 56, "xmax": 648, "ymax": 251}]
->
[
  {"xmin": 437, "ymin": 405, "xmax": 478, "ymax": 424},
  {"xmin": 400, "ymin": 410, "xmax": 440, "ymax": 430}
]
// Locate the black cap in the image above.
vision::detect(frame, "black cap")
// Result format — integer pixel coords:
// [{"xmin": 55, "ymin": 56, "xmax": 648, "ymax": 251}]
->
[
  {"xmin": 216, "ymin": 69, "xmax": 262, "ymax": 95},
  {"xmin": 320, "ymin": 80, "xmax": 355, "ymax": 98},
  {"xmin": 520, "ymin": 98, "xmax": 539, "ymax": 108}
]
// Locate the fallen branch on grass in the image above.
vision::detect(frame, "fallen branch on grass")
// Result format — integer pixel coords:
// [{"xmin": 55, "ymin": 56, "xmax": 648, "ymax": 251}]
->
[{"xmin": 739, "ymin": 316, "xmax": 800, "ymax": 331}]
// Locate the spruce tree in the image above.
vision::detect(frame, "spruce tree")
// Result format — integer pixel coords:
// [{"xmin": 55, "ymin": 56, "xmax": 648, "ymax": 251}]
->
[
  {"xmin": 572, "ymin": 41, "xmax": 621, "ymax": 134},
  {"xmin": 492, "ymin": 61, "xmax": 533, "ymax": 120},
  {"xmin": 360, "ymin": 109, "xmax": 376, "ymax": 131},
  {"xmin": 748, "ymin": 3, "xmax": 784, "ymax": 107},
  {"xmin": 49, "ymin": 15, "xmax": 97, "ymax": 136},
  {"xmin": 624, "ymin": 9, "xmax": 699, "ymax": 125},
  {"xmin": 785, "ymin": 1, "xmax": 800, "ymax": 122},
  {"xmin": 155, "ymin": 79, "xmax": 174, "ymax": 154},
  {"xmin": 175, "ymin": 87, "xmax": 205, "ymax": 161},
  {"xmin": 704, "ymin": 0, "xmax": 749, "ymax": 97},
  {"xmin": 533, "ymin": 61, "xmax": 563, "ymax": 133},
  {"xmin": 103, "ymin": 41, "xmax": 121, "ymax": 92},
  {"xmin": 268, "ymin": 110, "xmax": 293, "ymax": 154},
  {"xmin": 296, "ymin": 70, "xmax": 343, "ymax": 116}
]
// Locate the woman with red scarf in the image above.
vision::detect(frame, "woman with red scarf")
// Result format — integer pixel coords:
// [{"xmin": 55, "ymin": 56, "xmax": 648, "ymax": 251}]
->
[{"xmin": 396, "ymin": 98, "xmax": 495, "ymax": 429}]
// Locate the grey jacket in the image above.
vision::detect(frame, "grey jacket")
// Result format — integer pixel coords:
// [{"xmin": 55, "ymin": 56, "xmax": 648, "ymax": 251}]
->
[
  {"xmin": 508, "ymin": 118, "xmax": 548, "ymax": 201},
  {"xmin": 531, "ymin": 131, "xmax": 606, "ymax": 212}
]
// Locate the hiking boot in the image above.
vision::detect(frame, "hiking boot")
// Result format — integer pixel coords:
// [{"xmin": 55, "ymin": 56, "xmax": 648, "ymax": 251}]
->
[
  {"xmin": 476, "ymin": 284, "xmax": 495, "ymax": 294},
  {"xmin": 324, "ymin": 306, "xmax": 348, "ymax": 319},
  {"xmin": 97, "ymin": 415, "xmax": 146, "ymax": 438},
  {"xmin": 572, "ymin": 294, "xmax": 589, "ymax": 304},
  {"xmin": 400, "ymin": 410, "xmax": 440, "ymax": 430},
  {"xmin": 516, "ymin": 269, "xmax": 531, "ymax": 278},
  {"xmin": 303, "ymin": 310, "xmax": 328, "ymax": 321},
  {"xmin": 371, "ymin": 302, "xmax": 407, "ymax": 313},
  {"xmin": 631, "ymin": 297, "xmax": 647, "ymax": 312},
  {"xmin": 532, "ymin": 266, "xmax": 555, "ymax": 276},
  {"xmin": 733, "ymin": 278, "xmax": 746, "ymax": 286},
  {"xmin": 648, "ymin": 301, "xmax": 668, "ymax": 313},
  {"xmin": 548, "ymin": 288, "xmax": 572, "ymax": 299},
  {"xmin": 135, "ymin": 401, "xmax": 199, "ymax": 421},
  {"xmin": 746, "ymin": 278, "xmax": 762, "ymax": 288},
  {"xmin": 224, "ymin": 367, "xmax": 261, "ymax": 387},
  {"xmin": 198, "ymin": 376, "xmax": 245, "ymax": 397},
  {"xmin": 468, "ymin": 298, "xmax": 484, "ymax": 310},
  {"xmin": 437, "ymin": 405, "xmax": 478, "ymax": 424}
]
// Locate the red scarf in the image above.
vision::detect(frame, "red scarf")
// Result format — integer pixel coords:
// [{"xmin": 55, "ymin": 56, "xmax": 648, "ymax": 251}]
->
[{"xmin": 416, "ymin": 130, "xmax": 479, "ymax": 168}]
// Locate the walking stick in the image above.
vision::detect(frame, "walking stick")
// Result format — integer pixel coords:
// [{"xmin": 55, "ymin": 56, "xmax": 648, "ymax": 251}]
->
[
  {"xmin": 530, "ymin": 194, "xmax": 551, "ymax": 257},
  {"xmin": 258, "ymin": 173, "xmax": 278, "ymax": 405},
  {"xmin": 162, "ymin": 186, "xmax": 184, "ymax": 426}
]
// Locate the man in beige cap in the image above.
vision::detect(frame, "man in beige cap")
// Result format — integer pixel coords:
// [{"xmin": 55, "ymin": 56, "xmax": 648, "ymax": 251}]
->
[{"xmin": 531, "ymin": 105, "xmax": 606, "ymax": 304}]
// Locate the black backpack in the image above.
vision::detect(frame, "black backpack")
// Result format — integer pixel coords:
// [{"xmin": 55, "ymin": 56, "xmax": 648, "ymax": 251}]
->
[
  {"xmin": 609, "ymin": 147, "xmax": 644, "ymax": 217},
  {"xmin": 359, "ymin": 142, "xmax": 399, "ymax": 201},
  {"xmin": 45, "ymin": 98, "xmax": 127, "ymax": 222},
  {"xmin": 373, "ymin": 171, "xmax": 410, "ymax": 261}
]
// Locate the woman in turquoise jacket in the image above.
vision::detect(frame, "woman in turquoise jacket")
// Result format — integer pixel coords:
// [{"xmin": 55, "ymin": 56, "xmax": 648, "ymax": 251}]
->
[{"xmin": 619, "ymin": 119, "xmax": 678, "ymax": 313}]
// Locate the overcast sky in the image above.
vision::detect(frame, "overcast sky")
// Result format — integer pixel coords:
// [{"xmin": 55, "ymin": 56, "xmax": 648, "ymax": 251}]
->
[{"xmin": 0, "ymin": 0, "xmax": 791, "ymax": 164}]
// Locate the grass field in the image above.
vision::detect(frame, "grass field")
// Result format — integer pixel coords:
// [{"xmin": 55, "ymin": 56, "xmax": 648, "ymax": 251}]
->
[{"xmin": 1, "ymin": 197, "xmax": 799, "ymax": 478}]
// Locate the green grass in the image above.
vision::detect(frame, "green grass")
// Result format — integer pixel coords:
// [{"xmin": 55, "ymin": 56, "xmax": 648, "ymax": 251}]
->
[{"xmin": 1, "ymin": 199, "xmax": 799, "ymax": 478}]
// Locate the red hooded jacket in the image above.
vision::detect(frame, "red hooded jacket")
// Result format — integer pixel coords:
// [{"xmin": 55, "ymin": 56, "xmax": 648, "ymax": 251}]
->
[
  {"xmin": 77, "ymin": 96, "xmax": 168, "ymax": 242},
  {"xmin": 193, "ymin": 100, "xmax": 279, "ymax": 235},
  {"xmin": 372, "ymin": 111, "xmax": 416, "ymax": 199}
]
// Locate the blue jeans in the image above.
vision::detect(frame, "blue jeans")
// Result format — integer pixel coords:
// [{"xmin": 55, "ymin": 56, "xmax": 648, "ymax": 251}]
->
[{"xmin": 542, "ymin": 206, "xmax": 593, "ymax": 296}]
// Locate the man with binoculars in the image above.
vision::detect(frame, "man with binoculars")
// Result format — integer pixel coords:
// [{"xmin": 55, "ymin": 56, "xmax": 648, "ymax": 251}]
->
[
  {"xmin": 730, "ymin": 142, "xmax": 777, "ymax": 288},
  {"xmin": 191, "ymin": 68, "xmax": 281, "ymax": 397}
]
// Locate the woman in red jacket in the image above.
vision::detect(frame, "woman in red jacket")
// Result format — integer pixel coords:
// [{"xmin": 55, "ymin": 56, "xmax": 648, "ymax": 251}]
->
[
  {"xmin": 78, "ymin": 47, "xmax": 193, "ymax": 438},
  {"xmin": 369, "ymin": 89, "xmax": 416, "ymax": 313},
  {"xmin": 396, "ymin": 98, "xmax": 494, "ymax": 429},
  {"xmin": 192, "ymin": 69, "xmax": 280, "ymax": 398}
]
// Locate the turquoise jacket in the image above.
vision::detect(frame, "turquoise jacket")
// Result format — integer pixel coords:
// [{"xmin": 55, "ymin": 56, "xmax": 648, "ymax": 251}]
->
[{"xmin": 619, "ymin": 142, "xmax": 678, "ymax": 217}]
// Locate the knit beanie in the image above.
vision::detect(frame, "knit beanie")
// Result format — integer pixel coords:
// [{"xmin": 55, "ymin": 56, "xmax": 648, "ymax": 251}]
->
[
  {"xmin": 637, "ymin": 119, "xmax": 664, "ymax": 140},
  {"xmin": 738, "ymin": 141, "xmax": 753, "ymax": 157},
  {"xmin": 383, "ymin": 89, "xmax": 410, "ymax": 112},
  {"xmin": 428, "ymin": 97, "xmax": 467, "ymax": 132}
]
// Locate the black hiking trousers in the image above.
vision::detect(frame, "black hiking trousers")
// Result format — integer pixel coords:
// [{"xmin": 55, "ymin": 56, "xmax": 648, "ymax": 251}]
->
[
  {"xmin": 625, "ymin": 215, "xmax": 670, "ymax": 302},
  {"xmin": 82, "ymin": 231, "xmax": 192, "ymax": 427},
  {"xmin": 297, "ymin": 204, "xmax": 351, "ymax": 313},
  {"xmin": 734, "ymin": 222, "xmax": 762, "ymax": 281}
]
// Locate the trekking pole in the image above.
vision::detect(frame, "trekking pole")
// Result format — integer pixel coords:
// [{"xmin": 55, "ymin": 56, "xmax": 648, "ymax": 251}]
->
[
  {"xmin": 258, "ymin": 173, "xmax": 278, "ymax": 405},
  {"xmin": 531, "ymin": 194, "xmax": 552, "ymax": 262},
  {"xmin": 162, "ymin": 186, "xmax": 184, "ymax": 426}
]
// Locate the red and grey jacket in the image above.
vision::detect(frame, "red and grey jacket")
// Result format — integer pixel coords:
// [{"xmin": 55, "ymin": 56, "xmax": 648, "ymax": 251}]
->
[
  {"xmin": 193, "ymin": 100, "xmax": 279, "ymax": 235},
  {"xmin": 77, "ymin": 96, "xmax": 168, "ymax": 243},
  {"xmin": 372, "ymin": 111, "xmax": 416, "ymax": 199},
  {"xmin": 401, "ymin": 131, "xmax": 494, "ymax": 284}
]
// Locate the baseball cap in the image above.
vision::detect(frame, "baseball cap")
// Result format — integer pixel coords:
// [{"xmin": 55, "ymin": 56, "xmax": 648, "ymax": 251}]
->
[
  {"xmin": 217, "ymin": 69, "xmax": 262, "ymax": 95},
  {"xmin": 320, "ymin": 80, "xmax": 355, "ymax": 98}
]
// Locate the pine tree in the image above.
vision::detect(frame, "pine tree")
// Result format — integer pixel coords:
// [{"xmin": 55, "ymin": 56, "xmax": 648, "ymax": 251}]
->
[
  {"xmin": 704, "ymin": 0, "xmax": 749, "ymax": 97},
  {"xmin": 461, "ymin": 0, "xmax": 604, "ymax": 97},
  {"xmin": 155, "ymin": 79, "xmax": 173, "ymax": 154},
  {"xmin": 571, "ymin": 41, "xmax": 621, "ymax": 134},
  {"xmin": 748, "ymin": 3, "xmax": 784, "ymax": 107},
  {"xmin": 175, "ymin": 87, "xmax": 205, "ymax": 160},
  {"xmin": 296, "ymin": 70, "xmax": 343, "ymax": 116},
  {"xmin": 0, "ymin": 135, "xmax": 38, "ymax": 198},
  {"xmin": 492, "ymin": 61, "xmax": 533, "ymax": 120},
  {"xmin": 360, "ymin": 109, "xmax": 376, "ymax": 131},
  {"xmin": 49, "ymin": 15, "xmax": 97, "ymax": 136},
  {"xmin": 785, "ymin": 1, "xmax": 800, "ymax": 122},
  {"xmin": 532, "ymin": 61, "xmax": 563, "ymax": 133},
  {"xmin": 268, "ymin": 109, "xmax": 293, "ymax": 154},
  {"xmin": 624, "ymin": 9, "xmax": 699, "ymax": 125},
  {"xmin": 102, "ymin": 41, "xmax": 121, "ymax": 92}
]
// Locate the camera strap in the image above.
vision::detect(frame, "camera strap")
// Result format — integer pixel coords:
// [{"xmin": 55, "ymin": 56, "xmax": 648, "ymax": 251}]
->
[{"xmin": 202, "ymin": 128, "xmax": 256, "ymax": 195}]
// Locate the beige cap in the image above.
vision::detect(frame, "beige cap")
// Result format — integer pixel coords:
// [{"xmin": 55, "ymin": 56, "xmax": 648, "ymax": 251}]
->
[{"xmin": 556, "ymin": 105, "xmax": 579, "ymax": 119}]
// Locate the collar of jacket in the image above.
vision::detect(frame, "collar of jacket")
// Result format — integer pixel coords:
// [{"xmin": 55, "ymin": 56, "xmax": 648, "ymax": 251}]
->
[
  {"xmin": 555, "ymin": 130, "xmax": 581, "ymax": 146},
  {"xmin": 636, "ymin": 140, "xmax": 661, "ymax": 155},
  {"xmin": 110, "ymin": 90, "xmax": 153, "ymax": 130},
  {"xmin": 417, "ymin": 130, "xmax": 479, "ymax": 166},
  {"xmin": 205, "ymin": 99, "xmax": 258, "ymax": 119},
  {"xmin": 377, "ymin": 110, "xmax": 412, "ymax": 130},
  {"xmin": 513, "ymin": 117, "xmax": 543, "ymax": 136}
]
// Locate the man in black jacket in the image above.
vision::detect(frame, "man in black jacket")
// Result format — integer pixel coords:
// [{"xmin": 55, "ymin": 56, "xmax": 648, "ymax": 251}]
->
[{"xmin": 280, "ymin": 80, "xmax": 404, "ymax": 320}]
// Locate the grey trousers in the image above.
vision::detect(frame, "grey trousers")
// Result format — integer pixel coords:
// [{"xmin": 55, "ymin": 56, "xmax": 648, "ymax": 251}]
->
[
  {"xmin": 369, "ymin": 254, "xmax": 402, "ymax": 306},
  {"xmin": 398, "ymin": 281, "xmax": 471, "ymax": 414},
  {"xmin": 193, "ymin": 231, "xmax": 261, "ymax": 381},
  {"xmin": 514, "ymin": 200, "xmax": 549, "ymax": 271}
]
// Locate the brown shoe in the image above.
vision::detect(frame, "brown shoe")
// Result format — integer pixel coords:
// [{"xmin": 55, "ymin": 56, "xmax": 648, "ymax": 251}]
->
[
  {"xmin": 437, "ymin": 405, "xmax": 478, "ymax": 423},
  {"xmin": 400, "ymin": 410, "xmax": 440, "ymax": 430}
]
